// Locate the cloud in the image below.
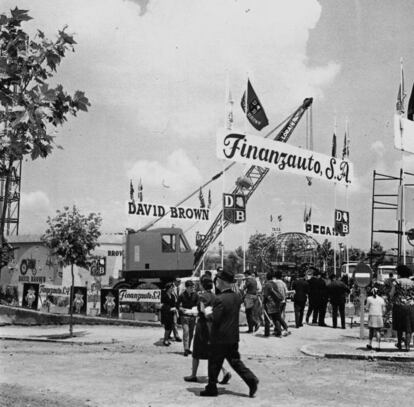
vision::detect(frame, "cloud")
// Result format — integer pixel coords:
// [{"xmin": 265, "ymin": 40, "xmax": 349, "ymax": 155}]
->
[
  {"xmin": 5, "ymin": 0, "xmax": 337, "ymax": 140},
  {"xmin": 126, "ymin": 149, "xmax": 203, "ymax": 193},
  {"xmin": 21, "ymin": 191, "xmax": 51, "ymax": 211},
  {"xmin": 19, "ymin": 191, "xmax": 51, "ymax": 234}
]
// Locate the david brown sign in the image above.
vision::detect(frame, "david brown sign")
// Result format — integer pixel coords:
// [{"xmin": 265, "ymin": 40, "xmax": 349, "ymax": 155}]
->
[
  {"xmin": 128, "ymin": 201, "xmax": 210, "ymax": 221},
  {"xmin": 119, "ymin": 289, "xmax": 161, "ymax": 303},
  {"xmin": 217, "ymin": 131, "xmax": 353, "ymax": 186},
  {"xmin": 335, "ymin": 209, "xmax": 350, "ymax": 236}
]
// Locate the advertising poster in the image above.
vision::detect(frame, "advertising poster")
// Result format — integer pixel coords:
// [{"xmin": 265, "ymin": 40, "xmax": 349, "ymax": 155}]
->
[
  {"xmin": 100, "ymin": 289, "xmax": 119, "ymax": 318},
  {"xmin": 70, "ymin": 286, "xmax": 87, "ymax": 315},
  {"xmin": 22, "ymin": 283, "xmax": 39, "ymax": 310}
]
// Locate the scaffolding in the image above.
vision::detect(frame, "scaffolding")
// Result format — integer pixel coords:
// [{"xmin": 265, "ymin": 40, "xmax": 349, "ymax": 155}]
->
[
  {"xmin": 370, "ymin": 169, "xmax": 414, "ymax": 267},
  {"xmin": 0, "ymin": 159, "xmax": 22, "ymax": 236}
]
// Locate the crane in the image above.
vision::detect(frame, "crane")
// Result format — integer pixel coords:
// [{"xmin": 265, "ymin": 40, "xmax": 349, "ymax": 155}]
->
[{"xmin": 193, "ymin": 97, "xmax": 313, "ymax": 272}]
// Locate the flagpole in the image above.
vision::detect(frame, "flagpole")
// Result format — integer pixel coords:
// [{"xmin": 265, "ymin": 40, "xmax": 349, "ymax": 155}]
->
[
  {"xmin": 333, "ymin": 116, "xmax": 338, "ymax": 275},
  {"xmin": 242, "ymin": 73, "xmax": 249, "ymax": 274},
  {"xmin": 345, "ymin": 119, "xmax": 350, "ymax": 266}
]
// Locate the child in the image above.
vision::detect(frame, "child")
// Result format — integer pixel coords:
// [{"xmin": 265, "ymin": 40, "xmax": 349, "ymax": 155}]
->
[{"xmin": 366, "ymin": 288, "xmax": 385, "ymax": 351}]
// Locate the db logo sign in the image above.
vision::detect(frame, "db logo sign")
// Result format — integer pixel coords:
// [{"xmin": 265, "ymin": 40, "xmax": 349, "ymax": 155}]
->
[
  {"xmin": 223, "ymin": 193, "xmax": 246, "ymax": 224},
  {"xmin": 335, "ymin": 209, "xmax": 349, "ymax": 236}
]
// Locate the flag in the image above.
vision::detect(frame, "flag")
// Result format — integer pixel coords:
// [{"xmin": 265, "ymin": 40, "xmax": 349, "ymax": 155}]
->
[
  {"xmin": 226, "ymin": 90, "xmax": 234, "ymax": 130},
  {"xmin": 270, "ymin": 214, "xmax": 273, "ymax": 222},
  {"xmin": 199, "ymin": 188, "xmax": 205, "ymax": 208},
  {"xmin": 303, "ymin": 206, "xmax": 312, "ymax": 223},
  {"xmin": 208, "ymin": 189, "xmax": 212, "ymax": 209},
  {"xmin": 408, "ymin": 82, "xmax": 414, "ymax": 121},
  {"xmin": 129, "ymin": 180, "xmax": 134, "ymax": 201},
  {"xmin": 137, "ymin": 179, "xmax": 143, "ymax": 202},
  {"xmin": 396, "ymin": 64, "xmax": 405, "ymax": 113},
  {"xmin": 342, "ymin": 131, "xmax": 349, "ymax": 160},
  {"xmin": 331, "ymin": 133, "xmax": 337, "ymax": 158},
  {"xmin": 277, "ymin": 215, "xmax": 282, "ymax": 222},
  {"xmin": 241, "ymin": 79, "xmax": 269, "ymax": 131}
]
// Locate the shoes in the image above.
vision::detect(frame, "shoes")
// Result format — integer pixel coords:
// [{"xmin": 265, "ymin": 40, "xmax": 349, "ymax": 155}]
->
[
  {"xmin": 375, "ymin": 347, "xmax": 381, "ymax": 352},
  {"xmin": 219, "ymin": 372, "xmax": 231, "ymax": 385},
  {"xmin": 274, "ymin": 334, "xmax": 282, "ymax": 338},
  {"xmin": 163, "ymin": 341, "xmax": 171, "ymax": 346},
  {"xmin": 174, "ymin": 337, "xmax": 182, "ymax": 342},
  {"xmin": 245, "ymin": 329, "xmax": 253, "ymax": 333},
  {"xmin": 395, "ymin": 342, "xmax": 402, "ymax": 350},
  {"xmin": 248, "ymin": 378, "xmax": 259, "ymax": 398},
  {"xmin": 282, "ymin": 331, "xmax": 291, "ymax": 337},
  {"xmin": 319, "ymin": 323, "xmax": 328, "ymax": 327},
  {"xmin": 366, "ymin": 344, "xmax": 372, "ymax": 350},
  {"xmin": 200, "ymin": 389, "xmax": 218, "ymax": 397},
  {"xmin": 254, "ymin": 324, "xmax": 260, "ymax": 332},
  {"xmin": 184, "ymin": 349, "xmax": 192, "ymax": 356},
  {"xmin": 184, "ymin": 376, "xmax": 198, "ymax": 382}
]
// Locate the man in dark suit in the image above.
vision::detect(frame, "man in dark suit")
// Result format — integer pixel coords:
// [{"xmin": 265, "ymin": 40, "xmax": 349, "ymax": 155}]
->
[
  {"xmin": 200, "ymin": 268, "xmax": 259, "ymax": 398},
  {"xmin": 328, "ymin": 274, "xmax": 350, "ymax": 329},
  {"xmin": 243, "ymin": 270, "xmax": 259, "ymax": 333},
  {"xmin": 306, "ymin": 269, "xmax": 321, "ymax": 324},
  {"xmin": 292, "ymin": 270, "xmax": 309, "ymax": 328}
]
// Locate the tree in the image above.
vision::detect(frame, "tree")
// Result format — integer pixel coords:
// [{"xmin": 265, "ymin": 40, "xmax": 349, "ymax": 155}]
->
[
  {"xmin": 42, "ymin": 206, "xmax": 102, "ymax": 336},
  {"xmin": 0, "ymin": 8, "xmax": 90, "ymax": 267},
  {"xmin": 247, "ymin": 232, "xmax": 271, "ymax": 273}
]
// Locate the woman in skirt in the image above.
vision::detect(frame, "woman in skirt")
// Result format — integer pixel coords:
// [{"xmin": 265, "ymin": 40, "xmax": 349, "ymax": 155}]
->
[{"xmin": 366, "ymin": 287, "xmax": 385, "ymax": 351}]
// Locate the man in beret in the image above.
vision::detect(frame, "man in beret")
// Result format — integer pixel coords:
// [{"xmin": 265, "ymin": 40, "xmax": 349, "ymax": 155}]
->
[{"xmin": 200, "ymin": 267, "xmax": 259, "ymax": 398}]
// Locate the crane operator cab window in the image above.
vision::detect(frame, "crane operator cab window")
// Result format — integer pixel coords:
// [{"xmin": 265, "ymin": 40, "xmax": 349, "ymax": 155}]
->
[
  {"xmin": 162, "ymin": 234, "xmax": 176, "ymax": 252},
  {"xmin": 179, "ymin": 235, "xmax": 190, "ymax": 252}
]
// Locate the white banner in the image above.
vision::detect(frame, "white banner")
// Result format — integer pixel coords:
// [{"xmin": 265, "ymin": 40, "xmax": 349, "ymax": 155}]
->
[
  {"xmin": 118, "ymin": 289, "xmax": 161, "ymax": 303},
  {"xmin": 394, "ymin": 114, "xmax": 414, "ymax": 154},
  {"xmin": 217, "ymin": 132, "xmax": 353, "ymax": 186},
  {"xmin": 127, "ymin": 201, "xmax": 210, "ymax": 221}
]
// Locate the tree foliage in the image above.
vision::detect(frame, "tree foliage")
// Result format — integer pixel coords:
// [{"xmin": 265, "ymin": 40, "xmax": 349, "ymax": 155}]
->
[
  {"xmin": 42, "ymin": 206, "xmax": 102, "ymax": 268},
  {"xmin": 0, "ymin": 8, "xmax": 90, "ymax": 249}
]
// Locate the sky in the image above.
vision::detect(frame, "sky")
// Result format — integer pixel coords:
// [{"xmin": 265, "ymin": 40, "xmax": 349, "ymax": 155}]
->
[{"xmin": 2, "ymin": 0, "xmax": 414, "ymax": 254}]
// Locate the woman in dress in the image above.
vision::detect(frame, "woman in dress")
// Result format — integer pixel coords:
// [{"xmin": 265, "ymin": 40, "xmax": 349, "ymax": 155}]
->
[
  {"xmin": 160, "ymin": 282, "xmax": 178, "ymax": 346},
  {"xmin": 390, "ymin": 265, "xmax": 414, "ymax": 351},
  {"xmin": 366, "ymin": 288, "xmax": 385, "ymax": 351}
]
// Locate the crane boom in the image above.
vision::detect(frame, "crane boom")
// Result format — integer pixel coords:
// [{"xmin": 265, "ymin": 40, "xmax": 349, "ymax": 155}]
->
[{"xmin": 193, "ymin": 97, "xmax": 313, "ymax": 272}]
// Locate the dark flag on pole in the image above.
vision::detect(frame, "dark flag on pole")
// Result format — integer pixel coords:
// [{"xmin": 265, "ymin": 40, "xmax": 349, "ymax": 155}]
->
[
  {"xmin": 241, "ymin": 79, "xmax": 269, "ymax": 131},
  {"xmin": 199, "ymin": 188, "xmax": 205, "ymax": 208},
  {"xmin": 130, "ymin": 180, "xmax": 134, "ymax": 201},
  {"xmin": 137, "ymin": 179, "xmax": 143, "ymax": 202},
  {"xmin": 331, "ymin": 133, "xmax": 337, "ymax": 158},
  {"xmin": 342, "ymin": 131, "xmax": 349, "ymax": 160},
  {"xmin": 408, "ymin": 82, "xmax": 414, "ymax": 121}
]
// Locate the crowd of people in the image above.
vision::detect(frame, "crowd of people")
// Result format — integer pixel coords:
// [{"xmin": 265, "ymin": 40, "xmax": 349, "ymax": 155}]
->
[{"xmin": 159, "ymin": 263, "xmax": 414, "ymax": 397}]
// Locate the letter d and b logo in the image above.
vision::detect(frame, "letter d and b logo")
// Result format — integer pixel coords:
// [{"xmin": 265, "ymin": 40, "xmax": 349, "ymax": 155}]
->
[
  {"xmin": 223, "ymin": 193, "xmax": 246, "ymax": 224},
  {"xmin": 334, "ymin": 209, "xmax": 350, "ymax": 236}
]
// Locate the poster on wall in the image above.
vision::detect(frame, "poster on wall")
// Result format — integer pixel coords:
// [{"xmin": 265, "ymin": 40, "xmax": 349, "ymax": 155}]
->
[
  {"xmin": 22, "ymin": 283, "xmax": 39, "ymax": 310},
  {"xmin": 100, "ymin": 289, "xmax": 119, "ymax": 318},
  {"xmin": 70, "ymin": 286, "xmax": 87, "ymax": 315}
]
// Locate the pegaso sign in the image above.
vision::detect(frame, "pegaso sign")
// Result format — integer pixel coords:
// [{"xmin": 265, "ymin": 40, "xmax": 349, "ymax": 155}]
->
[{"xmin": 217, "ymin": 131, "xmax": 353, "ymax": 186}]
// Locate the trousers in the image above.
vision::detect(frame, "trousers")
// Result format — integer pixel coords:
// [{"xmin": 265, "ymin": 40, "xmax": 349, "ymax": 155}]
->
[
  {"xmin": 206, "ymin": 342, "xmax": 257, "ymax": 391},
  {"xmin": 181, "ymin": 316, "xmax": 196, "ymax": 351}
]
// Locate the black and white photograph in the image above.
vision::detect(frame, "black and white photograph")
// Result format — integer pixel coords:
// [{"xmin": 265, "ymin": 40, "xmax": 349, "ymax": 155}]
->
[{"xmin": 1, "ymin": 0, "xmax": 414, "ymax": 406}]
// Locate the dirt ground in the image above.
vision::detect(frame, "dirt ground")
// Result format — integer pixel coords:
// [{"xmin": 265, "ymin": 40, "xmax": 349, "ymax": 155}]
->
[{"xmin": 0, "ymin": 325, "xmax": 413, "ymax": 407}]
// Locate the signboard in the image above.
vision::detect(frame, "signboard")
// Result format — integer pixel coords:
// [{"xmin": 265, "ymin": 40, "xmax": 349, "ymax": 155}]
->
[
  {"xmin": 217, "ymin": 131, "xmax": 353, "ymax": 186},
  {"xmin": 119, "ymin": 289, "xmax": 161, "ymax": 303},
  {"xmin": 223, "ymin": 193, "xmax": 246, "ymax": 224},
  {"xmin": 353, "ymin": 263, "xmax": 372, "ymax": 288},
  {"xmin": 196, "ymin": 232, "xmax": 205, "ymax": 247},
  {"xmin": 305, "ymin": 223, "xmax": 343, "ymax": 237},
  {"xmin": 100, "ymin": 288, "xmax": 119, "ymax": 318},
  {"xmin": 22, "ymin": 283, "xmax": 39, "ymax": 309},
  {"xmin": 335, "ymin": 209, "xmax": 350, "ymax": 236},
  {"xmin": 70, "ymin": 286, "xmax": 87, "ymax": 315},
  {"xmin": 89, "ymin": 257, "xmax": 106, "ymax": 276},
  {"xmin": 128, "ymin": 201, "xmax": 210, "ymax": 221}
]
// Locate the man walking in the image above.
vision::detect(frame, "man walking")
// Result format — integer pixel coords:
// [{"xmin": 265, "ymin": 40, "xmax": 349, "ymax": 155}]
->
[
  {"xmin": 178, "ymin": 280, "xmax": 199, "ymax": 356},
  {"xmin": 200, "ymin": 268, "xmax": 259, "ymax": 398},
  {"xmin": 243, "ymin": 270, "xmax": 260, "ymax": 333},
  {"xmin": 263, "ymin": 271, "xmax": 284, "ymax": 337},
  {"xmin": 328, "ymin": 274, "xmax": 350, "ymax": 329},
  {"xmin": 292, "ymin": 270, "xmax": 309, "ymax": 328},
  {"xmin": 306, "ymin": 269, "xmax": 321, "ymax": 324}
]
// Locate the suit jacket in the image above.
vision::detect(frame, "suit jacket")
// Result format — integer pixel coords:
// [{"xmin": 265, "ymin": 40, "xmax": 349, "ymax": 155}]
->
[
  {"xmin": 328, "ymin": 280, "xmax": 350, "ymax": 304},
  {"xmin": 210, "ymin": 289, "xmax": 242, "ymax": 344},
  {"xmin": 292, "ymin": 278, "xmax": 309, "ymax": 304}
]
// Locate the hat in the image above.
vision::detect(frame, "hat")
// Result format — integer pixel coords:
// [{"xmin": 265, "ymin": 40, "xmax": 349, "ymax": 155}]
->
[
  {"xmin": 216, "ymin": 268, "xmax": 235, "ymax": 283},
  {"xmin": 185, "ymin": 280, "xmax": 195, "ymax": 287}
]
